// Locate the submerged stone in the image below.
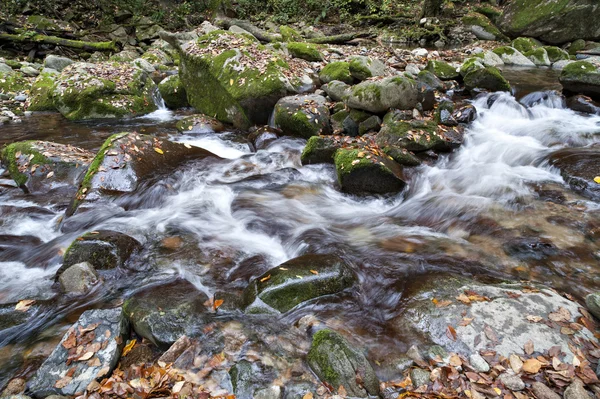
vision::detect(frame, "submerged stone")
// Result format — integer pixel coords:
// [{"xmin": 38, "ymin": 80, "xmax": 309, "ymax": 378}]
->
[
  {"xmin": 548, "ymin": 147, "xmax": 600, "ymax": 201},
  {"xmin": 559, "ymin": 61, "xmax": 600, "ymax": 99}
]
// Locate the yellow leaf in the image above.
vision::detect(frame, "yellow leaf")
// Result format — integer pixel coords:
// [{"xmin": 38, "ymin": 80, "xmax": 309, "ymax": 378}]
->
[
  {"xmin": 260, "ymin": 274, "xmax": 271, "ymax": 282},
  {"xmin": 154, "ymin": 148, "xmax": 164, "ymax": 154},
  {"xmin": 310, "ymin": 270, "xmax": 319, "ymax": 275},
  {"xmin": 493, "ymin": 388, "xmax": 502, "ymax": 395},
  {"xmin": 122, "ymin": 339, "xmax": 136, "ymax": 357},
  {"xmin": 594, "ymin": 176, "xmax": 600, "ymax": 184},
  {"xmin": 351, "ymin": 159, "xmax": 360, "ymax": 165},
  {"xmin": 230, "ymin": 79, "xmax": 234, "ymax": 86},
  {"xmin": 78, "ymin": 351, "xmax": 95, "ymax": 361},
  {"xmin": 302, "ymin": 393, "xmax": 314, "ymax": 399},
  {"xmin": 522, "ymin": 358, "xmax": 542, "ymax": 374},
  {"xmin": 15, "ymin": 299, "xmax": 36, "ymax": 312}
]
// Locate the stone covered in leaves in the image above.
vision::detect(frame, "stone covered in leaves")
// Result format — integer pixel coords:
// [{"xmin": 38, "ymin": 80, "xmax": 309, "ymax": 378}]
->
[
  {"xmin": 559, "ymin": 61, "xmax": 600, "ymax": 99},
  {"xmin": 243, "ymin": 254, "xmax": 355, "ymax": 313},
  {"xmin": 346, "ymin": 76, "xmax": 420, "ymax": 114},
  {"xmin": 123, "ymin": 280, "xmax": 211, "ymax": 348},
  {"xmin": 273, "ymin": 94, "xmax": 331, "ymax": 139},
  {"xmin": 51, "ymin": 62, "xmax": 158, "ymax": 120},
  {"xmin": 158, "ymin": 75, "xmax": 188, "ymax": 109},
  {"xmin": 548, "ymin": 147, "xmax": 600, "ymax": 201},
  {"xmin": 0, "ymin": 140, "xmax": 94, "ymax": 193},
  {"xmin": 174, "ymin": 30, "xmax": 312, "ymax": 129},
  {"xmin": 27, "ymin": 308, "xmax": 129, "ymax": 397},
  {"xmin": 175, "ymin": 114, "xmax": 226, "ymax": 133},
  {"xmin": 307, "ymin": 329, "xmax": 379, "ymax": 398}
]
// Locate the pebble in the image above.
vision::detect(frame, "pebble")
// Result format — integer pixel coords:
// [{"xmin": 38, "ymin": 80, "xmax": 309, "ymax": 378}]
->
[
  {"xmin": 532, "ymin": 382, "xmax": 561, "ymax": 399},
  {"xmin": 469, "ymin": 353, "xmax": 490, "ymax": 372},
  {"xmin": 14, "ymin": 94, "xmax": 27, "ymax": 102},
  {"xmin": 498, "ymin": 373, "xmax": 525, "ymax": 391},
  {"xmin": 406, "ymin": 345, "xmax": 426, "ymax": 364},
  {"xmin": 411, "ymin": 48, "xmax": 428, "ymax": 57},
  {"xmin": 410, "ymin": 368, "xmax": 431, "ymax": 388},
  {"xmin": 564, "ymin": 379, "xmax": 592, "ymax": 399}
]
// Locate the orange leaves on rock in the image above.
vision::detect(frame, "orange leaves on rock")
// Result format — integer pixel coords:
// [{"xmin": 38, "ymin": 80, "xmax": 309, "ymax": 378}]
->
[
  {"xmin": 446, "ymin": 325, "xmax": 457, "ymax": 341},
  {"xmin": 459, "ymin": 317, "xmax": 474, "ymax": 327},
  {"xmin": 456, "ymin": 291, "xmax": 489, "ymax": 305},
  {"xmin": 549, "ymin": 307, "xmax": 572, "ymax": 323},
  {"xmin": 522, "ymin": 358, "xmax": 542, "ymax": 374},
  {"xmin": 432, "ymin": 298, "xmax": 452, "ymax": 308},
  {"xmin": 526, "ymin": 315, "xmax": 543, "ymax": 323}
]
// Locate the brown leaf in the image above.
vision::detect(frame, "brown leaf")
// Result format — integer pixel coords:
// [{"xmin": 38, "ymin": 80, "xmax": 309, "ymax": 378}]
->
[
  {"xmin": 260, "ymin": 274, "xmax": 271, "ymax": 283},
  {"xmin": 524, "ymin": 340, "xmax": 534, "ymax": 355},
  {"xmin": 15, "ymin": 299, "xmax": 36, "ymax": 312},
  {"xmin": 484, "ymin": 325, "xmax": 499, "ymax": 344},
  {"xmin": 433, "ymin": 298, "xmax": 453, "ymax": 308},
  {"xmin": 522, "ymin": 358, "xmax": 542, "ymax": 374},
  {"xmin": 460, "ymin": 317, "xmax": 474, "ymax": 327},
  {"xmin": 447, "ymin": 325, "xmax": 457, "ymax": 341},
  {"xmin": 549, "ymin": 307, "xmax": 572, "ymax": 322},
  {"xmin": 509, "ymin": 354, "xmax": 523, "ymax": 373},
  {"xmin": 78, "ymin": 351, "xmax": 95, "ymax": 361},
  {"xmin": 526, "ymin": 315, "xmax": 543, "ymax": 323}
]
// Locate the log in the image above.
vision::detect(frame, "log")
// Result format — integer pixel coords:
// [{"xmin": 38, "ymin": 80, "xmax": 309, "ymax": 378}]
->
[
  {"xmin": 0, "ymin": 32, "xmax": 118, "ymax": 52},
  {"xmin": 215, "ymin": 17, "xmax": 282, "ymax": 43},
  {"xmin": 305, "ymin": 32, "xmax": 375, "ymax": 45}
]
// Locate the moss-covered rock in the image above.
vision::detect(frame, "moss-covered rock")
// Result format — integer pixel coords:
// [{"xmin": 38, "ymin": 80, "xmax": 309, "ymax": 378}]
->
[
  {"xmin": 559, "ymin": 61, "xmax": 600, "ymax": 99},
  {"xmin": 334, "ymin": 147, "xmax": 406, "ymax": 194},
  {"xmin": 425, "ymin": 60, "xmax": 459, "ymax": 81},
  {"xmin": 280, "ymin": 25, "xmax": 302, "ymax": 42},
  {"xmin": 44, "ymin": 55, "xmax": 74, "ymax": 72},
  {"xmin": 175, "ymin": 114, "xmax": 226, "ymax": 133},
  {"xmin": 0, "ymin": 71, "xmax": 29, "ymax": 94},
  {"xmin": 459, "ymin": 56, "xmax": 485, "ymax": 77},
  {"xmin": 543, "ymin": 46, "xmax": 570, "ymax": 63},
  {"xmin": 524, "ymin": 48, "xmax": 551, "ymax": 66},
  {"xmin": 307, "ymin": 329, "xmax": 379, "ymax": 398},
  {"xmin": 464, "ymin": 66, "xmax": 511, "ymax": 93},
  {"xmin": 301, "ymin": 136, "xmax": 341, "ymax": 165},
  {"xmin": 158, "ymin": 75, "xmax": 188, "ymax": 109},
  {"xmin": 346, "ymin": 76, "xmax": 419, "ymax": 114},
  {"xmin": 175, "ymin": 30, "xmax": 310, "ymax": 129},
  {"xmin": 28, "ymin": 73, "xmax": 57, "ymax": 111},
  {"xmin": 492, "ymin": 46, "xmax": 536, "ymax": 67},
  {"xmin": 0, "ymin": 140, "xmax": 93, "ymax": 193},
  {"xmin": 462, "ymin": 12, "xmax": 507, "ymax": 42},
  {"xmin": 287, "ymin": 42, "xmax": 323, "ymax": 62},
  {"xmin": 435, "ymin": 100, "xmax": 457, "ymax": 126},
  {"xmin": 51, "ymin": 62, "xmax": 158, "ymax": 120},
  {"xmin": 273, "ymin": 94, "xmax": 330, "ymax": 138},
  {"xmin": 319, "ymin": 61, "xmax": 353, "ymax": 84},
  {"xmin": 141, "ymin": 48, "xmax": 173, "ymax": 66},
  {"xmin": 568, "ymin": 39, "xmax": 586, "ymax": 55},
  {"xmin": 348, "ymin": 56, "xmax": 386, "ymax": 81},
  {"xmin": 322, "ymin": 80, "xmax": 351, "ymax": 102},
  {"xmin": 511, "ymin": 37, "xmax": 539, "ymax": 53},
  {"xmin": 243, "ymin": 254, "xmax": 355, "ymax": 313},
  {"xmin": 330, "ymin": 108, "xmax": 370, "ymax": 136},
  {"xmin": 417, "ymin": 70, "xmax": 444, "ymax": 91}
]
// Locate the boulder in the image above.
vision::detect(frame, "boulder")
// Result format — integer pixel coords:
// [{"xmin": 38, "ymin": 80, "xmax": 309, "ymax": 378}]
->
[
  {"xmin": 492, "ymin": 46, "xmax": 536, "ymax": 67},
  {"xmin": 172, "ymin": 30, "xmax": 311, "ymax": 129},
  {"xmin": 44, "ymin": 55, "xmax": 74, "ymax": 72},
  {"xmin": 243, "ymin": 254, "xmax": 355, "ymax": 313},
  {"xmin": 0, "ymin": 63, "xmax": 13, "ymax": 74},
  {"xmin": 28, "ymin": 73, "xmax": 57, "ymax": 111},
  {"xmin": 346, "ymin": 76, "xmax": 420, "ymax": 114},
  {"xmin": 0, "ymin": 71, "xmax": 28, "ymax": 94},
  {"xmin": 334, "ymin": 147, "xmax": 407, "ymax": 194},
  {"xmin": 525, "ymin": 48, "xmax": 551, "ymax": 66},
  {"xmin": 559, "ymin": 61, "xmax": 600, "ymax": 99},
  {"xmin": 20, "ymin": 66, "xmax": 40, "ymax": 77},
  {"xmin": 348, "ymin": 56, "xmax": 386, "ymax": 81},
  {"xmin": 141, "ymin": 49, "xmax": 173, "ymax": 66},
  {"xmin": 287, "ymin": 42, "xmax": 323, "ymax": 62},
  {"xmin": 330, "ymin": 108, "xmax": 370, "ymax": 136},
  {"xmin": 319, "ymin": 61, "xmax": 353, "ymax": 84},
  {"xmin": 301, "ymin": 136, "xmax": 341, "ymax": 165},
  {"xmin": 57, "ymin": 230, "xmax": 141, "ymax": 278},
  {"xmin": 66, "ymin": 132, "xmax": 220, "ymax": 215},
  {"xmin": 273, "ymin": 94, "xmax": 331, "ymax": 138},
  {"xmin": 51, "ymin": 62, "xmax": 158, "ymax": 120},
  {"xmin": 548, "ymin": 147, "xmax": 600, "ymax": 201},
  {"xmin": 132, "ymin": 58, "xmax": 155, "ymax": 73},
  {"xmin": 27, "ymin": 308, "xmax": 129, "ymax": 397},
  {"xmin": 248, "ymin": 126, "xmax": 281, "ymax": 150},
  {"xmin": 175, "ymin": 114, "xmax": 226, "ymax": 133},
  {"xmin": 585, "ymin": 293, "xmax": 600, "ymax": 320},
  {"xmin": 511, "ymin": 37, "xmax": 539, "ymax": 53},
  {"xmin": 307, "ymin": 329, "xmax": 379, "ymax": 398},
  {"xmin": 497, "ymin": 0, "xmax": 600, "ymax": 44},
  {"xmin": 425, "ymin": 60, "xmax": 459, "ymax": 80},
  {"xmin": 123, "ymin": 280, "xmax": 210, "ymax": 348},
  {"xmin": 462, "ymin": 12, "xmax": 507, "ymax": 42},
  {"xmin": 322, "ymin": 80, "xmax": 351, "ymax": 102},
  {"xmin": 158, "ymin": 75, "xmax": 188, "ymax": 109},
  {"xmin": 280, "ymin": 25, "xmax": 302, "ymax": 42},
  {"xmin": 464, "ymin": 66, "xmax": 511, "ymax": 92},
  {"xmin": 417, "ymin": 70, "xmax": 444, "ymax": 91},
  {"xmin": 58, "ymin": 261, "xmax": 99, "ymax": 294},
  {"xmin": 0, "ymin": 141, "xmax": 94, "ymax": 194},
  {"xmin": 566, "ymin": 95, "xmax": 600, "ymax": 114},
  {"xmin": 543, "ymin": 46, "xmax": 570, "ymax": 63}
]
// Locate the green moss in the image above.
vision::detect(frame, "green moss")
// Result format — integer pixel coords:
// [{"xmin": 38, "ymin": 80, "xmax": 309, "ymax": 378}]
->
[
  {"xmin": 562, "ymin": 61, "xmax": 597, "ymax": 79},
  {"xmin": 301, "ymin": 136, "xmax": 339, "ymax": 165},
  {"xmin": 4, "ymin": 60, "xmax": 21, "ymax": 69},
  {"xmin": 425, "ymin": 60, "xmax": 458, "ymax": 80},
  {"xmin": 474, "ymin": 5, "xmax": 502, "ymax": 20},
  {"xmin": 287, "ymin": 42, "xmax": 323, "ymax": 62},
  {"xmin": 352, "ymin": 83, "xmax": 382, "ymax": 102},
  {"xmin": 348, "ymin": 57, "xmax": 373, "ymax": 81},
  {"xmin": 524, "ymin": 48, "xmax": 549, "ymax": 65},
  {"xmin": 334, "ymin": 148, "xmax": 375, "ymax": 177},
  {"xmin": 568, "ymin": 39, "xmax": 586, "ymax": 55},
  {"xmin": 0, "ymin": 141, "xmax": 50, "ymax": 187},
  {"xmin": 28, "ymin": 73, "xmax": 56, "ymax": 111},
  {"xmin": 511, "ymin": 37, "xmax": 538, "ymax": 53},
  {"xmin": 464, "ymin": 66, "xmax": 511, "ymax": 92},
  {"xmin": 543, "ymin": 46, "xmax": 569, "ymax": 63},
  {"xmin": 505, "ymin": 0, "xmax": 570, "ymax": 33},
  {"xmin": 493, "ymin": 46, "xmax": 516, "ymax": 57},
  {"xmin": 0, "ymin": 72, "xmax": 28, "ymax": 93},
  {"xmin": 158, "ymin": 75, "xmax": 188, "ymax": 109},
  {"xmin": 462, "ymin": 12, "xmax": 507, "ymax": 41},
  {"xmin": 280, "ymin": 25, "xmax": 302, "ymax": 42},
  {"xmin": 319, "ymin": 61, "xmax": 353, "ymax": 84},
  {"xmin": 308, "ymin": 330, "xmax": 341, "ymax": 382}
]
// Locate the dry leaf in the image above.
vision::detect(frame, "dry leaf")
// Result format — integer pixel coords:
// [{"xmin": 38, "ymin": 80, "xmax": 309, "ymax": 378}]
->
[
  {"xmin": 213, "ymin": 299, "xmax": 224, "ymax": 310},
  {"xmin": 524, "ymin": 340, "xmax": 534, "ymax": 355},
  {"xmin": 15, "ymin": 299, "xmax": 36, "ymax": 312},
  {"xmin": 446, "ymin": 325, "xmax": 457, "ymax": 341},
  {"xmin": 122, "ymin": 339, "xmax": 136, "ymax": 357},
  {"xmin": 302, "ymin": 393, "xmax": 314, "ymax": 399},
  {"xmin": 526, "ymin": 315, "xmax": 542, "ymax": 323},
  {"xmin": 78, "ymin": 351, "xmax": 95, "ymax": 361},
  {"xmin": 172, "ymin": 380, "xmax": 185, "ymax": 393},
  {"xmin": 260, "ymin": 274, "xmax": 271, "ymax": 283},
  {"xmin": 522, "ymin": 358, "xmax": 542, "ymax": 374},
  {"xmin": 154, "ymin": 147, "xmax": 164, "ymax": 154},
  {"xmin": 509, "ymin": 354, "xmax": 523, "ymax": 373}
]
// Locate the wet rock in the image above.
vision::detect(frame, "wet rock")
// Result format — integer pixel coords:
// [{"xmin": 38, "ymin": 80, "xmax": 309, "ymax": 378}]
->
[
  {"xmin": 334, "ymin": 147, "xmax": 407, "ymax": 194},
  {"xmin": 502, "ymin": 236, "xmax": 559, "ymax": 260},
  {"xmin": 283, "ymin": 382, "xmax": 316, "ymax": 399},
  {"xmin": 525, "ymin": 48, "xmax": 551, "ymax": 67},
  {"xmin": 229, "ymin": 360, "xmax": 277, "ymax": 399},
  {"xmin": 464, "ymin": 66, "xmax": 511, "ymax": 93},
  {"xmin": 548, "ymin": 147, "xmax": 600, "ymax": 201},
  {"xmin": 564, "ymin": 379, "xmax": 592, "ymax": 399},
  {"xmin": 27, "ymin": 308, "xmax": 129, "ymax": 397},
  {"xmin": 66, "ymin": 132, "xmax": 220, "ymax": 215},
  {"xmin": 176, "ymin": 114, "xmax": 226, "ymax": 133},
  {"xmin": 492, "ymin": 47, "xmax": 536, "ymax": 67},
  {"xmin": 544, "ymin": 46, "xmax": 570, "ymax": 63},
  {"xmin": 425, "ymin": 60, "xmax": 459, "ymax": 81},
  {"xmin": 300, "ymin": 135, "xmax": 340, "ymax": 165},
  {"xmin": 273, "ymin": 94, "xmax": 330, "ymax": 139},
  {"xmin": 349, "ymin": 56, "xmax": 386, "ymax": 81},
  {"xmin": 119, "ymin": 344, "xmax": 154, "ymax": 368},
  {"xmin": 249, "ymin": 126, "xmax": 281, "ymax": 150},
  {"xmin": 585, "ymin": 293, "xmax": 600, "ymax": 320},
  {"xmin": 123, "ymin": 280, "xmax": 210, "ymax": 348},
  {"xmin": 168, "ymin": 30, "xmax": 312, "ymax": 129},
  {"xmin": 532, "ymin": 382, "xmax": 562, "ymax": 399},
  {"xmin": 58, "ymin": 261, "xmax": 99, "ymax": 294},
  {"xmin": 453, "ymin": 104, "xmax": 477, "ymax": 124},
  {"xmin": 28, "ymin": 73, "xmax": 57, "ymax": 111},
  {"xmin": 0, "ymin": 141, "xmax": 94, "ymax": 194},
  {"xmin": 52, "ymin": 62, "xmax": 158, "ymax": 120},
  {"xmin": 287, "ymin": 42, "xmax": 323, "ymax": 62},
  {"xmin": 417, "ymin": 70, "xmax": 444, "ymax": 91},
  {"xmin": 158, "ymin": 335, "xmax": 192, "ymax": 363},
  {"xmin": 346, "ymin": 76, "xmax": 420, "ymax": 113},
  {"xmin": 566, "ymin": 95, "xmax": 600, "ymax": 115},
  {"xmin": 435, "ymin": 101, "xmax": 457, "ymax": 126},
  {"xmin": 410, "ymin": 368, "xmax": 431, "ymax": 388},
  {"xmin": 498, "ymin": 372, "xmax": 525, "ymax": 391},
  {"xmin": 359, "ymin": 115, "xmax": 382, "ymax": 135},
  {"xmin": 520, "ymin": 90, "xmax": 565, "ymax": 108},
  {"xmin": 469, "ymin": 353, "xmax": 490, "ymax": 372},
  {"xmin": 322, "ymin": 80, "xmax": 350, "ymax": 102},
  {"xmin": 1, "ymin": 378, "xmax": 26, "ymax": 396},
  {"xmin": 307, "ymin": 329, "xmax": 379, "ymax": 398},
  {"xmin": 158, "ymin": 75, "xmax": 188, "ymax": 109},
  {"xmin": 560, "ymin": 61, "xmax": 600, "ymax": 99},
  {"xmin": 512, "ymin": 37, "xmax": 539, "ymax": 54},
  {"xmin": 319, "ymin": 61, "xmax": 353, "ymax": 84},
  {"xmin": 243, "ymin": 254, "xmax": 355, "ymax": 313}
]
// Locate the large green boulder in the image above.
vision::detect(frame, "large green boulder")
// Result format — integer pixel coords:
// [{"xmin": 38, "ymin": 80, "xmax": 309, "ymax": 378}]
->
[
  {"xmin": 348, "ymin": 56, "xmax": 386, "ymax": 81},
  {"xmin": 559, "ymin": 61, "xmax": 600, "ymax": 99},
  {"xmin": 158, "ymin": 75, "xmax": 188, "ymax": 109},
  {"xmin": 346, "ymin": 76, "xmax": 420, "ymax": 114},
  {"xmin": 334, "ymin": 148, "xmax": 406, "ymax": 194},
  {"xmin": 319, "ymin": 61, "xmax": 353, "ymax": 84},
  {"xmin": 462, "ymin": 12, "xmax": 507, "ymax": 42},
  {"xmin": 273, "ymin": 94, "xmax": 330, "ymax": 138},
  {"xmin": 301, "ymin": 136, "xmax": 341, "ymax": 165},
  {"xmin": 171, "ymin": 30, "xmax": 310, "ymax": 129},
  {"xmin": 307, "ymin": 329, "xmax": 379, "ymax": 398},
  {"xmin": 51, "ymin": 62, "xmax": 158, "ymax": 120},
  {"xmin": 524, "ymin": 48, "xmax": 551, "ymax": 66},
  {"xmin": 28, "ymin": 73, "xmax": 57, "ymax": 111},
  {"xmin": 543, "ymin": 46, "xmax": 570, "ymax": 63},
  {"xmin": 511, "ymin": 37, "xmax": 539, "ymax": 53},
  {"xmin": 243, "ymin": 254, "xmax": 356, "ymax": 313},
  {"xmin": 497, "ymin": 0, "xmax": 600, "ymax": 44},
  {"xmin": 424, "ymin": 60, "xmax": 459, "ymax": 80},
  {"xmin": 464, "ymin": 66, "xmax": 511, "ymax": 92},
  {"xmin": 492, "ymin": 46, "xmax": 536, "ymax": 66}
]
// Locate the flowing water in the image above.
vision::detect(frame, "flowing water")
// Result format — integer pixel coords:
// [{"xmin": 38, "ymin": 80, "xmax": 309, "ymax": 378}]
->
[{"xmin": 1, "ymin": 70, "xmax": 600, "ymax": 387}]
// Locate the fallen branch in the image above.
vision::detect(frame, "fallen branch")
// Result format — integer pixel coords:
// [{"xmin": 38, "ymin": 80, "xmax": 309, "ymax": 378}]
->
[
  {"xmin": 0, "ymin": 32, "xmax": 118, "ymax": 52},
  {"xmin": 306, "ymin": 32, "xmax": 376, "ymax": 44}
]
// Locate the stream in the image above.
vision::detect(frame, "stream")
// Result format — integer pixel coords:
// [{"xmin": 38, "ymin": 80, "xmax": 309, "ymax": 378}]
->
[{"xmin": 1, "ymin": 67, "xmax": 600, "ymax": 389}]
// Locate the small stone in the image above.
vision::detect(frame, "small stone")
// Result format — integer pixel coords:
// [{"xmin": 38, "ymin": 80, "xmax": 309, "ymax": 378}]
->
[
  {"xmin": 407, "ymin": 345, "xmax": 425, "ymax": 365},
  {"xmin": 14, "ymin": 94, "xmax": 27, "ymax": 102},
  {"xmin": 469, "ymin": 353, "xmax": 490, "ymax": 372},
  {"xmin": 498, "ymin": 372, "xmax": 525, "ymax": 391},
  {"xmin": 1, "ymin": 378, "xmax": 26, "ymax": 396},
  {"xmin": 58, "ymin": 261, "xmax": 99, "ymax": 294},
  {"xmin": 585, "ymin": 293, "xmax": 600, "ymax": 320},
  {"xmin": 532, "ymin": 382, "xmax": 561, "ymax": 399},
  {"xmin": 564, "ymin": 379, "xmax": 592, "ymax": 399},
  {"xmin": 410, "ymin": 368, "xmax": 431, "ymax": 388},
  {"xmin": 20, "ymin": 66, "xmax": 39, "ymax": 76}
]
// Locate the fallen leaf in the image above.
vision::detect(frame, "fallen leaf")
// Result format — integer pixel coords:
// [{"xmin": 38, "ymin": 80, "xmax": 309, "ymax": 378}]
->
[
  {"xmin": 526, "ymin": 315, "xmax": 543, "ymax": 323},
  {"xmin": 522, "ymin": 358, "xmax": 542, "ymax": 374},
  {"xmin": 122, "ymin": 339, "xmax": 136, "ymax": 357},
  {"xmin": 460, "ymin": 317, "xmax": 474, "ymax": 326},
  {"xmin": 78, "ymin": 351, "xmax": 95, "ymax": 361},
  {"xmin": 433, "ymin": 298, "xmax": 453, "ymax": 308},
  {"xmin": 302, "ymin": 393, "xmax": 314, "ymax": 399},
  {"xmin": 154, "ymin": 148, "xmax": 164, "ymax": 154},
  {"xmin": 594, "ymin": 176, "xmax": 600, "ymax": 184},
  {"xmin": 260, "ymin": 274, "xmax": 271, "ymax": 283},
  {"xmin": 509, "ymin": 354, "xmax": 523, "ymax": 373},
  {"xmin": 46, "ymin": 171, "xmax": 54, "ymax": 178},
  {"xmin": 524, "ymin": 340, "xmax": 534, "ymax": 355},
  {"xmin": 446, "ymin": 325, "xmax": 457, "ymax": 341},
  {"xmin": 172, "ymin": 380, "xmax": 185, "ymax": 393},
  {"xmin": 549, "ymin": 307, "xmax": 571, "ymax": 322},
  {"xmin": 213, "ymin": 299, "xmax": 224, "ymax": 310},
  {"xmin": 484, "ymin": 325, "xmax": 499, "ymax": 344},
  {"xmin": 310, "ymin": 270, "xmax": 319, "ymax": 275},
  {"xmin": 15, "ymin": 299, "xmax": 35, "ymax": 312}
]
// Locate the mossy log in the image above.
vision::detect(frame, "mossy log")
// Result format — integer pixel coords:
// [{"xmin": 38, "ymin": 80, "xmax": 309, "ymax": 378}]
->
[
  {"xmin": 306, "ymin": 32, "xmax": 375, "ymax": 45},
  {"xmin": 0, "ymin": 32, "xmax": 118, "ymax": 52}
]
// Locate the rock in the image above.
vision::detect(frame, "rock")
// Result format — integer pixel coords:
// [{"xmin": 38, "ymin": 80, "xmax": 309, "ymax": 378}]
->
[
  {"xmin": 273, "ymin": 94, "xmax": 330, "ymax": 138},
  {"xmin": 492, "ymin": 47, "xmax": 536, "ymax": 67},
  {"xmin": 334, "ymin": 147, "xmax": 407, "ymax": 194},
  {"xmin": 512, "ymin": 37, "xmax": 539, "ymax": 53},
  {"xmin": 229, "ymin": 360, "xmax": 276, "ymax": 399},
  {"xmin": 307, "ymin": 329, "xmax": 379, "ymax": 398},
  {"xmin": 27, "ymin": 308, "xmax": 129, "ymax": 397},
  {"xmin": 417, "ymin": 70, "xmax": 444, "ymax": 91},
  {"xmin": 567, "ymin": 95, "xmax": 600, "ymax": 114},
  {"xmin": 0, "ymin": 63, "xmax": 13, "ymax": 74},
  {"xmin": 248, "ymin": 126, "xmax": 281, "ymax": 150},
  {"xmin": 346, "ymin": 76, "xmax": 420, "ymax": 114},
  {"xmin": 119, "ymin": 344, "xmax": 154, "ymax": 368},
  {"xmin": 553, "ymin": 60, "xmax": 575, "ymax": 70},
  {"xmin": 0, "ymin": 71, "xmax": 28, "ymax": 94},
  {"xmin": 0, "ymin": 140, "xmax": 93, "ymax": 194},
  {"xmin": 498, "ymin": 373, "xmax": 525, "ymax": 391},
  {"xmin": 175, "ymin": 114, "xmax": 225, "ymax": 133},
  {"xmin": 587, "ymin": 293, "xmax": 600, "ymax": 320},
  {"xmin": 132, "ymin": 58, "xmax": 155, "ymax": 73},
  {"xmin": 425, "ymin": 60, "xmax": 459, "ymax": 80},
  {"xmin": 123, "ymin": 280, "xmax": 210, "ymax": 348},
  {"xmin": 158, "ymin": 75, "xmax": 188, "ymax": 109},
  {"xmin": 544, "ymin": 46, "xmax": 570, "ymax": 63},
  {"xmin": 453, "ymin": 104, "xmax": 478, "ymax": 124},
  {"xmin": 359, "ymin": 115, "xmax": 382, "ymax": 135},
  {"xmin": 348, "ymin": 56, "xmax": 386, "ymax": 81},
  {"xmin": 548, "ymin": 147, "xmax": 600, "ymax": 201},
  {"xmin": 28, "ymin": 73, "xmax": 57, "ymax": 111},
  {"xmin": 300, "ymin": 136, "xmax": 340, "ymax": 165},
  {"xmin": 532, "ymin": 382, "xmax": 562, "ymax": 399},
  {"xmin": 564, "ymin": 379, "xmax": 591, "ymax": 399},
  {"xmin": 435, "ymin": 101, "xmax": 457, "ymax": 126},
  {"xmin": 173, "ymin": 30, "xmax": 311, "ymax": 129},
  {"xmin": 559, "ymin": 61, "xmax": 600, "ymax": 99},
  {"xmin": 462, "ymin": 12, "xmax": 507, "ymax": 42},
  {"xmin": 525, "ymin": 48, "xmax": 551, "ymax": 66},
  {"xmin": 481, "ymin": 50, "xmax": 504, "ymax": 67},
  {"xmin": 322, "ymin": 80, "xmax": 350, "ymax": 102},
  {"xmin": 58, "ymin": 261, "xmax": 99, "ymax": 294},
  {"xmin": 136, "ymin": 19, "xmax": 163, "ymax": 42},
  {"xmin": 280, "ymin": 25, "xmax": 302, "ymax": 42},
  {"xmin": 330, "ymin": 108, "xmax": 370, "ymax": 136},
  {"xmin": 470, "ymin": 25, "xmax": 496, "ymax": 41},
  {"xmin": 66, "ymin": 132, "xmax": 220, "ymax": 215},
  {"xmin": 141, "ymin": 49, "xmax": 173, "ymax": 66},
  {"xmin": 287, "ymin": 42, "xmax": 323, "ymax": 62},
  {"xmin": 52, "ymin": 62, "xmax": 158, "ymax": 120},
  {"xmin": 497, "ymin": 0, "xmax": 600, "ymax": 44},
  {"xmin": 57, "ymin": 230, "xmax": 141, "ymax": 278},
  {"xmin": 410, "ymin": 368, "xmax": 431, "ymax": 388},
  {"xmin": 319, "ymin": 61, "xmax": 353, "ymax": 84},
  {"xmin": 469, "ymin": 353, "xmax": 490, "ymax": 372},
  {"xmin": 110, "ymin": 50, "xmax": 140, "ymax": 62},
  {"xmin": 464, "ymin": 66, "xmax": 511, "ymax": 92},
  {"xmin": 243, "ymin": 254, "xmax": 355, "ymax": 313},
  {"xmin": 20, "ymin": 66, "xmax": 39, "ymax": 77},
  {"xmin": 44, "ymin": 55, "xmax": 74, "ymax": 72},
  {"xmin": 411, "ymin": 48, "xmax": 428, "ymax": 57},
  {"xmin": 1, "ymin": 378, "xmax": 26, "ymax": 396}
]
